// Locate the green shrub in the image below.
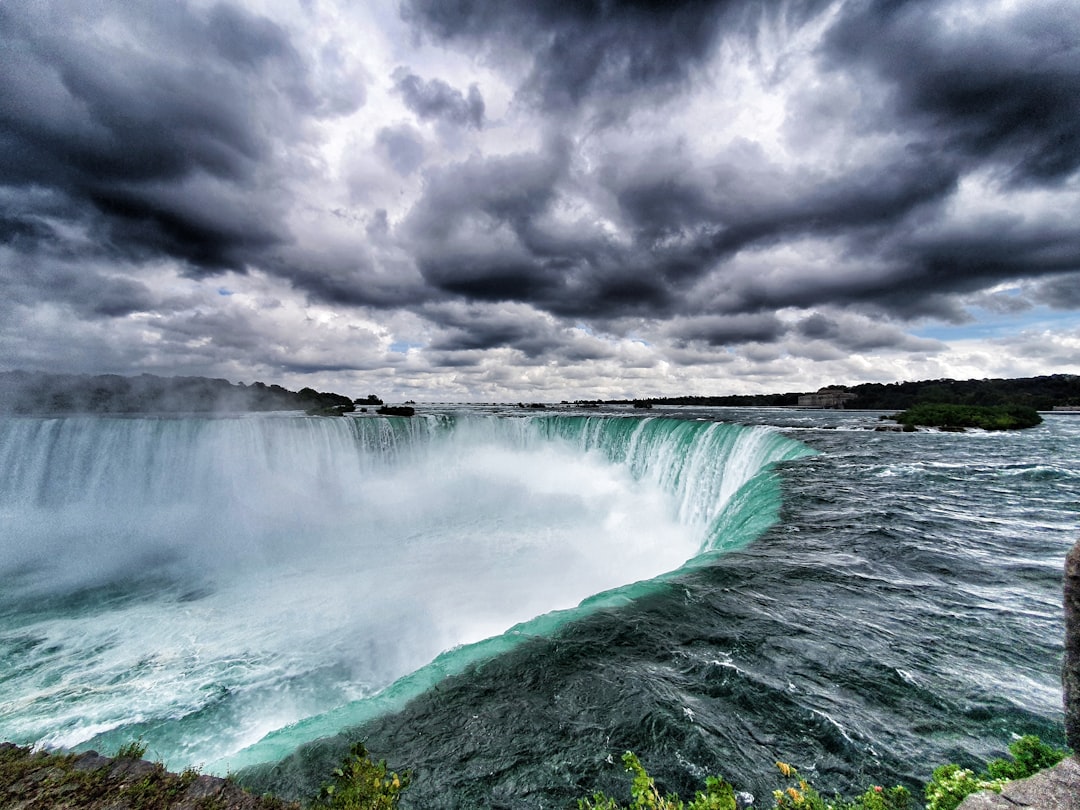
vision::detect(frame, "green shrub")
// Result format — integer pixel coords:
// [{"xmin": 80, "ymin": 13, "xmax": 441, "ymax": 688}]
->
[
  {"xmin": 924, "ymin": 764, "xmax": 1003, "ymax": 810},
  {"xmin": 984, "ymin": 735, "xmax": 1069, "ymax": 781},
  {"xmin": 925, "ymin": 736, "xmax": 1069, "ymax": 810},
  {"xmin": 581, "ymin": 740, "xmax": 1067, "ymax": 810},
  {"xmin": 772, "ymin": 761, "xmax": 910, "ymax": 810},
  {"xmin": 114, "ymin": 739, "xmax": 148, "ymax": 760},
  {"xmin": 578, "ymin": 754, "xmax": 911, "ymax": 810},
  {"xmin": 578, "ymin": 752, "xmax": 736, "ymax": 810},
  {"xmin": 314, "ymin": 743, "xmax": 410, "ymax": 810}
]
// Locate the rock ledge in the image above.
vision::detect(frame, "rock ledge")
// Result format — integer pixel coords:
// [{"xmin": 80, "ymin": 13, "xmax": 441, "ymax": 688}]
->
[
  {"xmin": 0, "ymin": 742, "xmax": 298, "ymax": 810},
  {"xmin": 957, "ymin": 756, "xmax": 1080, "ymax": 810}
]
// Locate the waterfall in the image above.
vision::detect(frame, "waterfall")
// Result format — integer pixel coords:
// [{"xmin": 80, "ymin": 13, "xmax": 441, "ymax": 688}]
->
[{"xmin": 0, "ymin": 412, "xmax": 813, "ymax": 770}]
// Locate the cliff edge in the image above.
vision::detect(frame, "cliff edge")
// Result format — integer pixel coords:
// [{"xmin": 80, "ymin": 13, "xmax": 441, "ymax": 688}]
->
[{"xmin": 0, "ymin": 743, "xmax": 298, "ymax": 810}]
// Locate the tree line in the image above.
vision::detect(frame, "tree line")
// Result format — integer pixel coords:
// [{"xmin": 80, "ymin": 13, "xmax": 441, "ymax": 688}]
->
[
  {"xmin": 0, "ymin": 370, "xmax": 354, "ymax": 415},
  {"xmin": 641, "ymin": 374, "xmax": 1080, "ymax": 410}
]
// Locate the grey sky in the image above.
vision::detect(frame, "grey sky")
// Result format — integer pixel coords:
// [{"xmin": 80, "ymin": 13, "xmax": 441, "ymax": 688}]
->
[{"xmin": 1, "ymin": 0, "xmax": 1078, "ymax": 400}]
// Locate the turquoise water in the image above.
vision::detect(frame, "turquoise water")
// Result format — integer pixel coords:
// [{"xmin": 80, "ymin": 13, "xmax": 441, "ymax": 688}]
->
[
  {"xmin": 245, "ymin": 409, "xmax": 1080, "ymax": 807},
  {"xmin": 0, "ymin": 412, "xmax": 809, "ymax": 772},
  {"xmin": 1, "ymin": 408, "xmax": 1075, "ymax": 807}
]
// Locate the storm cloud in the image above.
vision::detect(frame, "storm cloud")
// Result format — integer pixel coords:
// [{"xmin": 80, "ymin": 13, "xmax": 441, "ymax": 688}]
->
[
  {"xmin": 1, "ymin": 0, "xmax": 1077, "ymax": 399},
  {"xmin": 394, "ymin": 70, "xmax": 485, "ymax": 129}
]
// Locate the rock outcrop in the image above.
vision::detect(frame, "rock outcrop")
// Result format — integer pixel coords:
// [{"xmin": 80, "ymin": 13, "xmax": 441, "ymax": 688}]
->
[
  {"xmin": 956, "ymin": 756, "xmax": 1080, "ymax": 810},
  {"xmin": 1066, "ymin": 539, "xmax": 1080, "ymax": 752},
  {"xmin": 0, "ymin": 743, "xmax": 298, "ymax": 809}
]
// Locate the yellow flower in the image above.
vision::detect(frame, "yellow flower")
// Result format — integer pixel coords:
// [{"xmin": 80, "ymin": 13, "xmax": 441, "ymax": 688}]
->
[
  {"xmin": 776, "ymin": 761, "xmax": 793, "ymax": 778},
  {"xmin": 787, "ymin": 787, "xmax": 804, "ymax": 804}
]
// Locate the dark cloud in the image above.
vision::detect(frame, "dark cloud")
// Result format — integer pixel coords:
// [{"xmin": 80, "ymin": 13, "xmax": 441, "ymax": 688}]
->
[
  {"xmin": 398, "ymin": 131, "xmax": 964, "ymax": 325},
  {"xmin": 1032, "ymin": 273, "xmax": 1080, "ymax": 309},
  {"xmin": 421, "ymin": 302, "xmax": 620, "ymax": 362},
  {"xmin": 401, "ymin": 0, "xmax": 832, "ymax": 115},
  {"xmin": 667, "ymin": 313, "xmax": 786, "ymax": 346},
  {"xmin": 796, "ymin": 313, "xmax": 838, "ymax": 341},
  {"xmin": 0, "ymin": 244, "xmax": 159, "ymax": 319},
  {"xmin": 0, "ymin": 213, "xmax": 53, "ymax": 247},
  {"xmin": 430, "ymin": 317, "xmax": 554, "ymax": 357},
  {"xmin": 89, "ymin": 184, "xmax": 282, "ymax": 273},
  {"xmin": 1, "ymin": 0, "xmax": 1077, "ymax": 391},
  {"xmin": 403, "ymin": 145, "xmax": 569, "ymax": 299},
  {"xmin": 864, "ymin": 218, "xmax": 1080, "ymax": 319},
  {"xmin": 794, "ymin": 312, "xmax": 943, "ymax": 353},
  {"xmin": 826, "ymin": 0, "xmax": 1080, "ymax": 183},
  {"xmin": 0, "ymin": 1, "xmax": 353, "ymax": 274},
  {"xmin": 602, "ymin": 143, "xmax": 960, "ymax": 289},
  {"xmin": 393, "ymin": 70, "xmax": 484, "ymax": 129},
  {"xmin": 400, "ymin": 141, "xmax": 692, "ymax": 320}
]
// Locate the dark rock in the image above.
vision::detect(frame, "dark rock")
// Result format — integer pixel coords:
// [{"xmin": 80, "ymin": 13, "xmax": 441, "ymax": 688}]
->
[
  {"xmin": 72, "ymin": 751, "xmax": 113, "ymax": 772},
  {"xmin": 1065, "ymin": 539, "xmax": 1080, "ymax": 752},
  {"xmin": 184, "ymin": 774, "xmax": 227, "ymax": 799},
  {"xmin": 109, "ymin": 757, "xmax": 160, "ymax": 781},
  {"xmin": 377, "ymin": 405, "xmax": 415, "ymax": 417}
]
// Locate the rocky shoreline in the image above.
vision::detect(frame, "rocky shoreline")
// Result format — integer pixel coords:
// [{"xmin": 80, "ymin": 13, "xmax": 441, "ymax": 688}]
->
[{"xmin": 0, "ymin": 743, "xmax": 298, "ymax": 810}]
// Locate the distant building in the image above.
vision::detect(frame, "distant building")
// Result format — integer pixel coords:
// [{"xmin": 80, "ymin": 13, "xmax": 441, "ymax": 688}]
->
[{"xmin": 798, "ymin": 388, "xmax": 858, "ymax": 408}]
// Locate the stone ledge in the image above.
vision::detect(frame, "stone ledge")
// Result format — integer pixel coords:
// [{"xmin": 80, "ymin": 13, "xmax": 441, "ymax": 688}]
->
[{"xmin": 957, "ymin": 756, "xmax": 1080, "ymax": 810}]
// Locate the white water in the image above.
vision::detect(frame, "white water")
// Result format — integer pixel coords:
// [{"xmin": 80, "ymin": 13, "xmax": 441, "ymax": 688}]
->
[{"xmin": 0, "ymin": 413, "xmax": 808, "ymax": 769}]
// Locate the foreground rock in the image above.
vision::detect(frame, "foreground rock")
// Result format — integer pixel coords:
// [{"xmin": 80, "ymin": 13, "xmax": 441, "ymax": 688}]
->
[
  {"xmin": 0, "ymin": 743, "xmax": 298, "ymax": 810},
  {"xmin": 1066, "ymin": 540, "xmax": 1080, "ymax": 752},
  {"xmin": 957, "ymin": 756, "xmax": 1080, "ymax": 810}
]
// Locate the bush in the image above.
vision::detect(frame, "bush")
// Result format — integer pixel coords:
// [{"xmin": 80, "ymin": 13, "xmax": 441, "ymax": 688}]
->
[
  {"xmin": 984, "ymin": 735, "xmax": 1069, "ymax": 781},
  {"xmin": 925, "ymin": 736, "xmax": 1069, "ymax": 810},
  {"xmin": 924, "ymin": 764, "xmax": 1002, "ymax": 810},
  {"xmin": 772, "ymin": 762, "xmax": 910, "ymax": 810},
  {"xmin": 581, "ymin": 738, "xmax": 1068, "ymax": 810},
  {"xmin": 578, "ymin": 754, "xmax": 910, "ymax": 810},
  {"xmin": 578, "ymin": 752, "xmax": 736, "ymax": 810},
  {"xmin": 114, "ymin": 739, "xmax": 148, "ymax": 760},
  {"xmin": 314, "ymin": 743, "xmax": 410, "ymax": 810}
]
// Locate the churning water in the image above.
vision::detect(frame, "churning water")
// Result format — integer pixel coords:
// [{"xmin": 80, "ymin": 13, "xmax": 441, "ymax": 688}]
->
[{"xmin": 0, "ymin": 408, "xmax": 1076, "ymax": 808}]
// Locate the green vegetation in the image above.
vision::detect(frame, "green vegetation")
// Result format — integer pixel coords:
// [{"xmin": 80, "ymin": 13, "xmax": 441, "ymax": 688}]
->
[
  {"xmin": 581, "ymin": 737, "xmax": 1069, "ymax": 810},
  {"xmin": 113, "ymin": 739, "xmax": 148, "ymax": 760},
  {"xmin": 0, "ymin": 741, "xmax": 298, "ymax": 809},
  {"xmin": 579, "ymin": 754, "xmax": 909, "ymax": 810},
  {"xmin": 924, "ymin": 736, "xmax": 1069, "ymax": 810},
  {"xmin": 578, "ymin": 752, "xmax": 737, "ymax": 809},
  {"xmin": 637, "ymin": 374, "xmax": 1080, "ymax": 411},
  {"xmin": 893, "ymin": 403, "xmax": 1042, "ymax": 430},
  {"xmin": 0, "ymin": 370, "xmax": 357, "ymax": 415},
  {"xmin": 771, "ymin": 761, "xmax": 910, "ymax": 810},
  {"xmin": 314, "ymin": 743, "xmax": 410, "ymax": 810}
]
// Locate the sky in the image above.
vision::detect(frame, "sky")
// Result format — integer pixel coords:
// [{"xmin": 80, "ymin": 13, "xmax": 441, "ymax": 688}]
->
[{"xmin": 2, "ymin": 0, "xmax": 1079, "ymax": 402}]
